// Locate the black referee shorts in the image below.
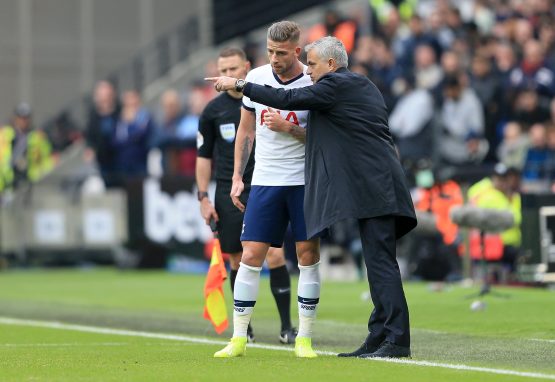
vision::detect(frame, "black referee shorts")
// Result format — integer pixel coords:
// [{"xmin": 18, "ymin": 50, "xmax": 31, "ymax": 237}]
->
[{"xmin": 214, "ymin": 182, "xmax": 250, "ymax": 254}]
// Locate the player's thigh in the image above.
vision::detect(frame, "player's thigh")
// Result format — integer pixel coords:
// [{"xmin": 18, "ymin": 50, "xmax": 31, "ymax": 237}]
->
[
  {"xmin": 241, "ymin": 186, "xmax": 289, "ymax": 248},
  {"xmin": 266, "ymin": 246, "xmax": 286, "ymax": 268},
  {"xmin": 296, "ymin": 238, "xmax": 320, "ymax": 266},
  {"xmin": 285, "ymin": 185, "xmax": 309, "ymax": 242}
]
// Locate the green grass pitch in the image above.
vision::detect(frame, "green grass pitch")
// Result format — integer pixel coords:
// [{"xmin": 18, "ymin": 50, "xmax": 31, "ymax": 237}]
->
[{"xmin": 0, "ymin": 269, "xmax": 554, "ymax": 381}]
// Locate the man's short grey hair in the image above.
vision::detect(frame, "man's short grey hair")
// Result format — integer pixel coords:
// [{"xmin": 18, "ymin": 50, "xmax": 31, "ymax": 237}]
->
[
  {"xmin": 305, "ymin": 36, "xmax": 348, "ymax": 68},
  {"xmin": 267, "ymin": 21, "xmax": 300, "ymax": 43}
]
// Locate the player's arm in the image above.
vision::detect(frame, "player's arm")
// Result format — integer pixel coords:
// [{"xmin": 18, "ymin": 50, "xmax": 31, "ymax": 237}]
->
[
  {"xmin": 206, "ymin": 76, "xmax": 336, "ymax": 110},
  {"xmin": 196, "ymin": 108, "xmax": 218, "ymax": 225},
  {"xmin": 231, "ymin": 108, "xmax": 256, "ymax": 212},
  {"xmin": 264, "ymin": 107, "xmax": 305, "ymax": 144},
  {"xmin": 195, "ymin": 157, "xmax": 218, "ymax": 225}
]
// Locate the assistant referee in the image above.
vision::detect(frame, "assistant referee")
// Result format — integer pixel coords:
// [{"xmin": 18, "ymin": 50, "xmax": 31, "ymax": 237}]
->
[{"xmin": 195, "ymin": 47, "xmax": 297, "ymax": 344}]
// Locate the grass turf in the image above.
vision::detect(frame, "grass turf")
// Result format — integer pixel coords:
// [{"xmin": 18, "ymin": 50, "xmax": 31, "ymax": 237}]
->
[{"xmin": 0, "ymin": 269, "xmax": 554, "ymax": 381}]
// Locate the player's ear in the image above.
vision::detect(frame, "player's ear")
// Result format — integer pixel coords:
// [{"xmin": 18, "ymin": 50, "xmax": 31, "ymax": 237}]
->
[
  {"xmin": 245, "ymin": 60, "xmax": 251, "ymax": 72},
  {"xmin": 295, "ymin": 46, "xmax": 301, "ymax": 56}
]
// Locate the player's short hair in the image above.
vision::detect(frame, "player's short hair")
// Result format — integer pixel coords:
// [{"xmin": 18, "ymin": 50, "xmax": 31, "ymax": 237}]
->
[
  {"xmin": 305, "ymin": 36, "xmax": 348, "ymax": 68},
  {"xmin": 267, "ymin": 21, "xmax": 300, "ymax": 43},
  {"xmin": 219, "ymin": 47, "xmax": 247, "ymax": 61}
]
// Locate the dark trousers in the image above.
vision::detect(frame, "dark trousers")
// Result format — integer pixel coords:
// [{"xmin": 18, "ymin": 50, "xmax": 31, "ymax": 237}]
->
[{"xmin": 359, "ymin": 216, "xmax": 410, "ymax": 348}]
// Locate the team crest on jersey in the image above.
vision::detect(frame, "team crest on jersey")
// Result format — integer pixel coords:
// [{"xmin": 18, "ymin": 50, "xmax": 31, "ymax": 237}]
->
[{"xmin": 219, "ymin": 123, "xmax": 235, "ymax": 143}]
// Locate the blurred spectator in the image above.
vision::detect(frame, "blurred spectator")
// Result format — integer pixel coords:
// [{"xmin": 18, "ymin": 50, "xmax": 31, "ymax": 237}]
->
[
  {"xmin": 496, "ymin": 121, "xmax": 529, "ymax": 170},
  {"xmin": 307, "ymin": 8, "xmax": 359, "ymax": 55},
  {"xmin": 472, "ymin": 0, "xmax": 496, "ymax": 35},
  {"xmin": 538, "ymin": 21, "xmax": 555, "ymax": 65},
  {"xmin": 427, "ymin": 8, "xmax": 455, "ymax": 50},
  {"xmin": 0, "ymin": 103, "xmax": 53, "ymax": 191},
  {"xmin": 509, "ymin": 39, "xmax": 555, "ymax": 100},
  {"xmin": 544, "ymin": 124, "xmax": 555, "ymax": 181},
  {"xmin": 511, "ymin": 88, "xmax": 550, "ymax": 126},
  {"xmin": 439, "ymin": 74, "xmax": 487, "ymax": 165},
  {"xmin": 493, "ymin": 40, "xmax": 517, "ymax": 119},
  {"xmin": 46, "ymin": 111, "xmax": 81, "ymax": 152},
  {"xmin": 86, "ymin": 81, "xmax": 121, "ymax": 187},
  {"xmin": 513, "ymin": 18, "xmax": 533, "ymax": 49},
  {"xmin": 366, "ymin": 37, "xmax": 403, "ymax": 108},
  {"xmin": 154, "ymin": 89, "xmax": 197, "ymax": 176},
  {"xmin": 389, "ymin": 75, "xmax": 435, "ymax": 162},
  {"xmin": 522, "ymin": 123, "xmax": 549, "ymax": 181},
  {"xmin": 469, "ymin": 53, "xmax": 502, "ymax": 156},
  {"xmin": 394, "ymin": 15, "xmax": 439, "ymax": 72},
  {"xmin": 111, "ymin": 90, "xmax": 156, "ymax": 185},
  {"xmin": 468, "ymin": 164, "xmax": 522, "ymax": 280},
  {"xmin": 414, "ymin": 43, "xmax": 443, "ymax": 90},
  {"xmin": 169, "ymin": 84, "xmax": 209, "ymax": 177},
  {"xmin": 412, "ymin": 163, "xmax": 464, "ymax": 281}
]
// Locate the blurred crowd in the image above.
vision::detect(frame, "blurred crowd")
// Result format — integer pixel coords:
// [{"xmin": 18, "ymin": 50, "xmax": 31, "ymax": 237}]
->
[
  {"xmin": 85, "ymin": 81, "xmax": 216, "ymax": 188},
  {"xmin": 3, "ymin": 0, "xmax": 555, "ymax": 280},
  {"xmin": 301, "ymin": 0, "xmax": 555, "ymax": 190}
]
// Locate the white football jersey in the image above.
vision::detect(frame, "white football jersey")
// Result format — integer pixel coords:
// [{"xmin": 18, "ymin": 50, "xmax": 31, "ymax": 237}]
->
[{"xmin": 242, "ymin": 64, "xmax": 311, "ymax": 186}]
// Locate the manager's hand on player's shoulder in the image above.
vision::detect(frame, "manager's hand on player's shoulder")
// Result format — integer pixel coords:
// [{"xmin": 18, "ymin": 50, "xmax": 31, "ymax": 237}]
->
[
  {"xmin": 205, "ymin": 76, "xmax": 238, "ymax": 92},
  {"xmin": 230, "ymin": 176, "xmax": 246, "ymax": 212},
  {"xmin": 200, "ymin": 198, "xmax": 219, "ymax": 226}
]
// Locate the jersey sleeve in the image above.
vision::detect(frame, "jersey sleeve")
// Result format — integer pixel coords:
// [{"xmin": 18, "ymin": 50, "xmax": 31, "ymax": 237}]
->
[
  {"xmin": 197, "ymin": 104, "xmax": 215, "ymax": 158},
  {"xmin": 242, "ymin": 70, "xmax": 256, "ymax": 112}
]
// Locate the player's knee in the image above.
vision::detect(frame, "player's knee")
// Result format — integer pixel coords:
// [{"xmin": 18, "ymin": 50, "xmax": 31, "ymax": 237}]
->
[
  {"xmin": 229, "ymin": 252, "xmax": 242, "ymax": 270},
  {"xmin": 240, "ymin": 246, "xmax": 266, "ymax": 268},
  {"xmin": 297, "ymin": 248, "xmax": 320, "ymax": 266},
  {"xmin": 266, "ymin": 247, "xmax": 286, "ymax": 268}
]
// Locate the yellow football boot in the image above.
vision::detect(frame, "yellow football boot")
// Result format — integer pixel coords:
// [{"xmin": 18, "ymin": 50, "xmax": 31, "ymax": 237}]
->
[
  {"xmin": 214, "ymin": 337, "xmax": 247, "ymax": 358},
  {"xmin": 294, "ymin": 337, "xmax": 317, "ymax": 358}
]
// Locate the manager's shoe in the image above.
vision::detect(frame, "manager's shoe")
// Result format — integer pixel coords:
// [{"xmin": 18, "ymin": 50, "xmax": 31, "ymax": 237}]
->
[
  {"xmin": 337, "ymin": 341, "xmax": 379, "ymax": 357},
  {"xmin": 279, "ymin": 327, "xmax": 298, "ymax": 344},
  {"xmin": 214, "ymin": 337, "xmax": 247, "ymax": 358},
  {"xmin": 359, "ymin": 341, "xmax": 411, "ymax": 359},
  {"xmin": 295, "ymin": 337, "xmax": 317, "ymax": 358}
]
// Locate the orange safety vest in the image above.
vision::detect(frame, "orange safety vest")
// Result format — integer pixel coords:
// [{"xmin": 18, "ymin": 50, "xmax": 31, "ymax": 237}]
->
[
  {"xmin": 308, "ymin": 21, "xmax": 357, "ymax": 54},
  {"xmin": 415, "ymin": 180, "xmax": 463, "ymax": 245}
]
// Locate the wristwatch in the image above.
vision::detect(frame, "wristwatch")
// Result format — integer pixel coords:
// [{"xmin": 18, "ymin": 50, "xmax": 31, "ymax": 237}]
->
[
  {"xmin": 235, "ymin": 79, "xmax": 246, "ymax": 92},
  {"xmin": 197, "ymin": 191, "xmax": 209, "ymax": 202}
]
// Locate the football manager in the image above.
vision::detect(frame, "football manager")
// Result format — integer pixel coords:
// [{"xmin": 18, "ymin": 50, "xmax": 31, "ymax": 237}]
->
[{"xmin": 206, "ymin": 36, "xmax": 417, "ymax": 358}]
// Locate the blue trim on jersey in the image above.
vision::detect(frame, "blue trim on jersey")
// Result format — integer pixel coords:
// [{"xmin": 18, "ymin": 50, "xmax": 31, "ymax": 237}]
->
[
  {"xmin": 242, "ymin": 102, "xmax": 255, "ymax": 112},
  {"xmin": 272, "ymin": 70, "xmax": 305, "ymax": 85}
]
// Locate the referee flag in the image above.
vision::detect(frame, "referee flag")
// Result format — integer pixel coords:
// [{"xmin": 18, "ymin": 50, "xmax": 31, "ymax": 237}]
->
[{"xmin": 203, "ymin": 223, "xmax": 228, "ymax": 334}]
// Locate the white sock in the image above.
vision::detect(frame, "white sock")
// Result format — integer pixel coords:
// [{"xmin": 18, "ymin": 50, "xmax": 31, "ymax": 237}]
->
[
  {"xmin": 297, "ymin": 262, "xmax": 320, "ymax": 338},
  {"xmin": 233, "ymin": 262, "xmax": 262, "ymax": 338}
]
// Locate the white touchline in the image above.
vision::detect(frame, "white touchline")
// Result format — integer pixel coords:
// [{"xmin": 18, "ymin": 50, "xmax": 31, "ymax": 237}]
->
[
  {"xmin": 318, "ymin": 319, "xmax": 555, "ymax": 341},
  {"xmin": 0, "ymin": 342, "xmax": 126, "ymax": 347},
  {"xmin": 530, "ymin": 339, "xmax": 555, "ymax": 344},
  {"xmin": 0, "ymin": 317, "xmax": 554, "ymax": 381}
]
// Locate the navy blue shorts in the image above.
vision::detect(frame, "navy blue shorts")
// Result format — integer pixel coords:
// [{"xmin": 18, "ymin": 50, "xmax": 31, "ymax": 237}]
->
[{"xmin": 241, "ymin": 185, "xmax": 308, "ymax": 247}]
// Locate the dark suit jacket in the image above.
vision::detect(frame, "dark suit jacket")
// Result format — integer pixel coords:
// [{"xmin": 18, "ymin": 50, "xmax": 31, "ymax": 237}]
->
[{"xmin": 243, "ymin": 67, "xmax": 417, "ymax": 239}]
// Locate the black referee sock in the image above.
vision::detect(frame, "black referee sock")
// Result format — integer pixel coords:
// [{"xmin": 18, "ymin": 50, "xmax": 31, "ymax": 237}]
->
[
  {"xmin": 270, "ymin": 265, "xmax": 293, "ymax": 331},
  {"xmin": 230, "ymin": 269, "xmax": 238, "ymax": 293}
]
